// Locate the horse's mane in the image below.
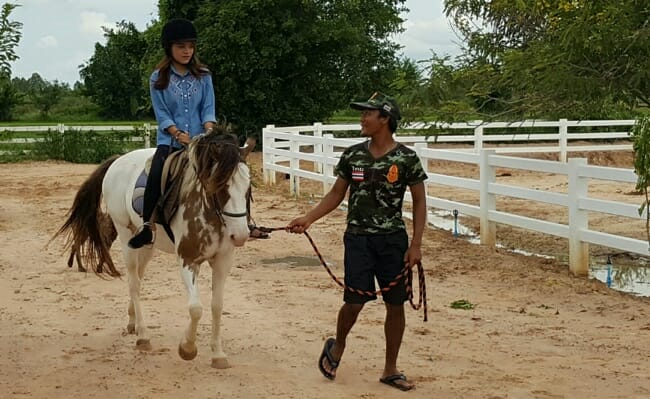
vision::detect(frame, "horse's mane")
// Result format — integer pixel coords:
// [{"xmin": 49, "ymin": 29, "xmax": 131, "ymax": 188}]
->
[{"xmin": 188, "ymin": 131, "xmax": 241, "ymax": 195}]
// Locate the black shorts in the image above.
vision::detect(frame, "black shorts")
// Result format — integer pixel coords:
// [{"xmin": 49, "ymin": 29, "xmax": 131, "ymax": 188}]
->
[{"xmin": 343, "ymin": 230, "xmax": 409, "ymax": 305}]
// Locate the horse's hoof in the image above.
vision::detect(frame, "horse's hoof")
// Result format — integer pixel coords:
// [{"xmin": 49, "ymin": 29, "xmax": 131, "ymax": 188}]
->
[
  {"xmin": 178, "ymin": 344, "xmax": 198, "ymax": 361},
  {"xmin": 135, "ymin": 339, "xmax": 152, "ymax": 351},
  {"xmin": 126, "ymin": 323, "xmax": 135, "ymax": 334},
  {"xmin": 211, "ymin": 357, "xmax": 230, "ymax": 369}
]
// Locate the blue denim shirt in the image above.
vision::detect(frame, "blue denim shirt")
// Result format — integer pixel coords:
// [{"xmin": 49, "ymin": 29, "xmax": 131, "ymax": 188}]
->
[{"xmin": 150, "ymin": 65, "xmax": 217, "ymax": 148}]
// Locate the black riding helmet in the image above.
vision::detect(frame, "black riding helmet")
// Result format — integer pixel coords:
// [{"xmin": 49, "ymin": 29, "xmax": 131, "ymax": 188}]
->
[{"xmin": 161, "ymin": 18, "xmax": 198, "ymax": 48}]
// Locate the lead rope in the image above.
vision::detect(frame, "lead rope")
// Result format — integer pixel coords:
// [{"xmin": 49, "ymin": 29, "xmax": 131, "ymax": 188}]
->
[{"xmin": 261, "ymin": 227, "xmax": 428, "ymax": 322}]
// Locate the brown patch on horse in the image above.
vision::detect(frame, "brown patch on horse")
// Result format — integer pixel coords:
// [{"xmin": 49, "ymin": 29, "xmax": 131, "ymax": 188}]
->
[{"xmin": 51, "ymin": 155, "xmax": 121, "ymax": 278}]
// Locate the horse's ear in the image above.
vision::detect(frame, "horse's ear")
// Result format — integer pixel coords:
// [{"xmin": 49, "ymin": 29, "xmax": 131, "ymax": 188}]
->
[{"xmin": 240, "ymin": 137, "xmax": 256, "ymax": 161}]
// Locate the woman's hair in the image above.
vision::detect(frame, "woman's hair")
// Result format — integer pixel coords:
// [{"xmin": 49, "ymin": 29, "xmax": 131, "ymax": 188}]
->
[{"xmin": 153, "ymin": 50, "xmax": 210, "ymax": 90}]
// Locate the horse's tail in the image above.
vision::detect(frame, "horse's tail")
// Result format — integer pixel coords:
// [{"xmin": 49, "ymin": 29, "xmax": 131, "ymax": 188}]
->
[{"xmin": 51, "ymin": 154, "xmax": 121, "ymax": 278}]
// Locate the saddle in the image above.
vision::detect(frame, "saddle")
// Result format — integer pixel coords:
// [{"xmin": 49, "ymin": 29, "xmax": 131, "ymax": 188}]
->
[{"xmin": 132, "ymin": 149, "xmax": 189, "ymax": 241}]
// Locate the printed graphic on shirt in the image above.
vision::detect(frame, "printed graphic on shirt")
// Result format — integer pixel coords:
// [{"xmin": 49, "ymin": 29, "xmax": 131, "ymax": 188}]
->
[
  {"xmin": 386, "ymin": 164, "xmax": 399, "ymax": 183},
  {"xmin": 334, "ymin": 142, "xmax": 427, "ymax": 234},
  {"xmin": 352, "ymin": 167, "xmax": 365, "ymax": 181}
]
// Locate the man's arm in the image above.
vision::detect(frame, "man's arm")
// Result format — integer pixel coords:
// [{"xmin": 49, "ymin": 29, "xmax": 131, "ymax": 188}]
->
[
  {"xmin": 287, "ymin": 177, "xmax": 349, "ymax": 233},
  {"xmin": 405, "ymin": 182, "xmax": 426, "ymax": 266}
]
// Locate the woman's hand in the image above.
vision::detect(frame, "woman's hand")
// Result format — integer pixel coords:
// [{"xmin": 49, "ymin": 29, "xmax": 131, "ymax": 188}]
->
[{"xmin": 176, "ymin": 131, "xmax": 191, "ymax": 145}]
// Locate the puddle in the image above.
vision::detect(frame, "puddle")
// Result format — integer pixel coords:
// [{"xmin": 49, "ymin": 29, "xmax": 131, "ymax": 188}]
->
[
  {"xmin": 589, "ymin": 257, "xmax": 650, "ymax": 297},
  {"xmin": 261, "ymin": 256, "xmax": 325, "ymax": 267},
  {"xmin": 405, "ymin": 209, "xmax": 650, "ymax": 297}
]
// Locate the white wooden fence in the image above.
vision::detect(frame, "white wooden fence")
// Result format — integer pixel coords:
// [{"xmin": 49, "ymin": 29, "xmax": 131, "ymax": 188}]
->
[
  {"xmin": 0, "ymin": 123, "xmax": 155, "ymax": 148},
  {"xmin": 262, "ymin": 120, "xmax": 647, "ymax": 276}
]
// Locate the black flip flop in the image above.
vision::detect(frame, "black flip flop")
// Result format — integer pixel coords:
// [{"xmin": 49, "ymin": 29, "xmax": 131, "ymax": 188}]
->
[
  {"xmin": 248, "ymin": 225, "xmax": 270, "ymax": 239},
  {"xmin": 380, "ymin": 374, "xmax": 414, "ymax": 391},
  {"xmin": 318, "ymin": 338, "xmax": 339, "ymax": 380}
]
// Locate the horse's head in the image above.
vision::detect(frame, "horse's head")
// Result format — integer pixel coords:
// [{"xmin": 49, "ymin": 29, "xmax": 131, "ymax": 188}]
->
[{"xmin": 188, "ymin": 131, "xmax": 255, "ymax": 246}]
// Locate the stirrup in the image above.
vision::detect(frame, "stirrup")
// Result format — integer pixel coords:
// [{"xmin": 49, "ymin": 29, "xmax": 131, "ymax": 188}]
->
[{"xmin": 127, "ymin": 222, "xmax": 155, "ymax": 249}]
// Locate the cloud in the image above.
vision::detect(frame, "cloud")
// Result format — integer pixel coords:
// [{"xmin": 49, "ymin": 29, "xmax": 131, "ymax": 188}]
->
[
  {"xmin": 37, "ymin": 35, "xmax": 58, "ymax": 48},
  {"xmin": 79, "ymin": 11, "xmax": 110, "ymax": 36}
]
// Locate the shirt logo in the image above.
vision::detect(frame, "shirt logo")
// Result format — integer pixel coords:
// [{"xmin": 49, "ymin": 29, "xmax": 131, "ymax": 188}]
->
[
  {"xmin": 352, "ymin": 167, "xmax": 365, "ymax": 181},
  {"xmin": 387, "ymin": 164, "xmax": 399, "ymax": 183}
]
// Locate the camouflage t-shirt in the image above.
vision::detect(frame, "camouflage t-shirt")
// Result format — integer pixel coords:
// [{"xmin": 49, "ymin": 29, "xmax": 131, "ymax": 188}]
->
[{"xmin": 335, "ymin": 141, "xmax": 427, "ymax": 235}]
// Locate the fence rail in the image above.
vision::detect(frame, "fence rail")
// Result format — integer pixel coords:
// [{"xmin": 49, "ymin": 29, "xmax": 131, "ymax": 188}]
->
[
  {"xmin": 0, "ymin": 123, "xmax": 155, "ymax": 148},
  {"xmin": 262, "ymin": 120, "xmax": 646, "ymax": 275}
]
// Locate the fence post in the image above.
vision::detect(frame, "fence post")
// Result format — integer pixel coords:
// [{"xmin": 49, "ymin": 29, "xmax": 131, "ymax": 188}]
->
[
  {"xmin": 473, "ymin": 120, "xmax": 484, "ymax": 154},
  {"xmin": 58, "ymin": 123, "xmax": 65, "ymax": 157},
  {"xmin": 289, "ymin": 134, "xmax": 300, "ymax": 196},
  {"xmin": 262, "ymin": 124, "xmax": 275, "ymax": 185},
  {"xmin": 322, "ymin": 133, "xmax": 334, "ymax": 196},
  {"xmin": 414, "ymin": 142, "xmax": 429, "ymax": 227},
  {"xmin": 568, "ymin": 158, "xmax": 589, "ymax": 276},
  {"xmin": 559, "ymin": 118, "xmax": 568, "ymax": 163},
  {"xmin": 314, "ymin": 122, "xmax": 323, "ymax": 174},
  {"xmin": 143, "ymin": 123, "xmax": 151, "ymax": 149},
  {"xmin": 479, "ymin": 149, "xmax": 496, "ymax": 247}
]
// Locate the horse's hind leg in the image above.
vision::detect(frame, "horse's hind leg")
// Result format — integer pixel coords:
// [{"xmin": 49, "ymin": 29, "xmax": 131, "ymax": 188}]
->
[
  {"xmin": 209, "ymin": 251, "xmax": 234, "ymax": 369},
  {"xmin": 67, "ymin": 248, "xmax": 87, "ymax": 273},
  {"xmin": 178, "ymin": 263, "xmax": 202, "ymax": 361}
]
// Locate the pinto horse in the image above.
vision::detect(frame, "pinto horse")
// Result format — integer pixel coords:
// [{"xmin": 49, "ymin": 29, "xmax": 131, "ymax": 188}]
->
[{"xmin": 53, "ymin": 132, "xmax": 254, "ymax": 368}]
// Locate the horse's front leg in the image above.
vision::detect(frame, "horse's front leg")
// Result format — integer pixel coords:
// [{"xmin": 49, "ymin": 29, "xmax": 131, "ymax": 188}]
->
[
  {"xmin": 178, "ymin": 263, "xmax": 202, "ymax": 361},
  {"xmin": 209, "ymin": 250, "xmax": 234, "ymax": 369}
]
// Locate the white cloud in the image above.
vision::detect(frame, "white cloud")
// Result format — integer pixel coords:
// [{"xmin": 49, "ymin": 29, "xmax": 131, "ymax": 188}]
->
[
  {"xmin": 12, "ymin": 0, "xmax": 458, "ymax": 84},
  {"xmin": 395, "ymin": 0, "xmax": 463, "ymax": 62},
  {"xmin": 79, "ymin": 11, "xmax": 110, "ymax": 36},
  {"xmin": 37, "ymin": 35, "xmax": 58, "ymax": 48}
]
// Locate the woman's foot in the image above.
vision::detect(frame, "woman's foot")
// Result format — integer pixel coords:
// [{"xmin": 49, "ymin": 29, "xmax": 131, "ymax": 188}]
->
[
  {"xmin": 128, "ymin": 224, "xmax": 154, "ymax": 248},
  {"xmin": 248, "ymin": 224, "xmax": 270, "ymax": 239}
]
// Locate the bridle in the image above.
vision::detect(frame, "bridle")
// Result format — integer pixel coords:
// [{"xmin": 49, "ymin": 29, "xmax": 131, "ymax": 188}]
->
[
  {"xmin": 209, "ymin": 171, "xmax": 249, "ymax": 224},
  {"xmin": 190, "ymin": 136, "xmax": 250, "ymax": 223}
]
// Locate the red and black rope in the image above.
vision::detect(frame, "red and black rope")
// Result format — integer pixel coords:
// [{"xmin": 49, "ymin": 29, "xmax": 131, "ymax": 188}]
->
[{"xmin": 260, "ymin": 227, "xmax": 428, "ymax": 322}]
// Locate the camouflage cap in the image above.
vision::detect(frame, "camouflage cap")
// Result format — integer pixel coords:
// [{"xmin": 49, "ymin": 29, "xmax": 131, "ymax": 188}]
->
[{"xmin": 350, "ymin": 91, "xmax": 401, "ymax": 121}]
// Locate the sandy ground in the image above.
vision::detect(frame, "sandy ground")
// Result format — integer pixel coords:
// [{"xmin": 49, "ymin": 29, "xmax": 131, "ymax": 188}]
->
[{"xmin": 1, "ymin": 151, "xmax": 649, "ymax": 399}]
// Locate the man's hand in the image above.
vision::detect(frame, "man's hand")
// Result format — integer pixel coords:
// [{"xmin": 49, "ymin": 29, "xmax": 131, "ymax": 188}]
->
[
  {"xmin": 403, "ymin": 245, "xmax": 422, "ymax": 267},
  {"xmin": 286, "ymin": 216, "xmax": 312, "ymax": 234}
]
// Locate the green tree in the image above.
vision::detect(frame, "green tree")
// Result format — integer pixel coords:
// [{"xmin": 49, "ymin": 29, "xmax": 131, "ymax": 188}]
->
[
  {"xmin": 80, "ymin": 21, "xmax": 148, "ymax": 119},
  {"xmin": 0, "ymin": 2, "xmax": 22, "ymax": 78},
  {"xmin": 444, "ymin": 0, "xmax": 650, "ymax": 119},
  {"xmin": 158, "ymin": 0, "xmax": 406, "ymax": 137},
  {"xmin": 0, "ymin": 3, "xmax": 23, "ymax": 121},
  {"xmin": 31, "ymin": 80, "xmax": 67, "ymax": 119},
  {"xmin": 0, "ymin": 78, "xmax": 20, "ymax": 120},
  {"xmin": 157, "ymin": 0, "xmax": 203, "ymax": 21}
]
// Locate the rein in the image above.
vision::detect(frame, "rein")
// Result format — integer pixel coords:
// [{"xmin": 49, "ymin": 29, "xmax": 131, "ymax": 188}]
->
[{"xmin": 262, "ymin": 227, "xmax": 428, "ymax": 322}]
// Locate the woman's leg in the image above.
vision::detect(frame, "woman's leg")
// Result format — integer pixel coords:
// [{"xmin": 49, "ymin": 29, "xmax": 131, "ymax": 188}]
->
[{"xmin": 128, "ymin": 145, "xmax": 174, "ymax": 248}]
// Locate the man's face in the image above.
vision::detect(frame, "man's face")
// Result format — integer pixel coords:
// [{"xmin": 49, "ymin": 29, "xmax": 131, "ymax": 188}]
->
[{"xmin": 360, "ymin": 109, "xmax": 386, "ymax": 137}]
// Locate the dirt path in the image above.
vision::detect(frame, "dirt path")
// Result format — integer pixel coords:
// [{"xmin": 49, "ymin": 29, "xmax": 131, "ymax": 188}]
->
[{"xmin": 0, "ymin": 154, "xmax": 649, "ymax": 399}]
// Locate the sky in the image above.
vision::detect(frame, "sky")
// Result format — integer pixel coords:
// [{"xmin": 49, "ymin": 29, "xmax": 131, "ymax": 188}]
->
[{"xmin": 10, "ymin": 0, "xmax": 462, "ymax": 85}]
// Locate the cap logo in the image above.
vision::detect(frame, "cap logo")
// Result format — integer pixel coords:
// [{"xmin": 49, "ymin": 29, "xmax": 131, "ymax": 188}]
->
[{"xmin": 383, "ymin": 104, "xmax": 392, "ymax": 113}]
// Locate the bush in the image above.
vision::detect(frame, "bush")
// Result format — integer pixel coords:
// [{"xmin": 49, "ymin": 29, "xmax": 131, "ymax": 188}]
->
[{"xmin": 33, "ymin": 128, "xmax": 145, "ymax": 163}]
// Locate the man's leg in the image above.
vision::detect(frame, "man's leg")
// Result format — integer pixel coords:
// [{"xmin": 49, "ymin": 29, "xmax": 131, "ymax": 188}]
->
[
  {"xmin": 321, "ymin": 302, "xmax": 363, "ymax": 377},
  {"xmin": 382, "ymin": 303, "xmax": 413, "ymax": 390}
]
